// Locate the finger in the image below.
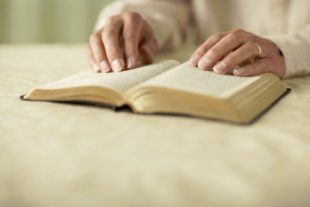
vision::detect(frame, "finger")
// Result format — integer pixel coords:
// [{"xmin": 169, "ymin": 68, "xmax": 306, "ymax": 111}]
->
[
  {"xmin": 122, "ymin": 12, "xmax": 143, "ymax": 69},
  {"xmin": 89, "ymin": 31, "xmax": 111, "ymax": 73},
  {"xmin": 138, "ymin": 33, "xmax": 158, "ymax": 65},
  {"xmin": 197, "ymin": 32, "xmax": 246, "ymax": 70},
  {"xmin": 213, "ymin": 42, "xmax": 260, "ymax": 74},
  {"xmin": 233, "ymin": 59, "xmax": 268, "ymax": 77},
  {"xmin": 190, "ymin": 32, "xmax": 227, "ymax": 66},
  {"xmin": 139, "ymin": 43, "xmax": 154, "ymax": 65},
  {"xmin": 86, "ymin": 45, "xmax": 100, "ymax": 73},
  {"xmin": 141, "ymin": 21, "xmax": 159, "ymax": 54},
  {"xmin": 102, "ymin": 17, "xmax": 125, "ymax": 72}
]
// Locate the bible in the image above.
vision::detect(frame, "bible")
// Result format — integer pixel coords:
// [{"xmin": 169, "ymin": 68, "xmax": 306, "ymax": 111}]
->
[{"xmin": 22, "ymin": 60, "xmax": 288, "ymax": 123}]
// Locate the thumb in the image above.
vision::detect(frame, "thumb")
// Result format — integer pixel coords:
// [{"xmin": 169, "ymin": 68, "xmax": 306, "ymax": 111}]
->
[{"xmin": 233, "ymin": 59, "xmax": 269, "ymax": 77}]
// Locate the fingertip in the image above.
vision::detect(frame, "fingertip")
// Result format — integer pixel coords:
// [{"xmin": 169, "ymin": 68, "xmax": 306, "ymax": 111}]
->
[
  {"xmin": 92, "ymin": 64, "xmax": 101, "ymax": 73},
  {"xmin": 197, "ymin": 57, "xmax": 212, "ymax": 71},
  {"xmin": 190, "ymin": 55, "xmax": 200, "ymax": 66},
  {"xmin": 213, "ymin": 62, "xmax": 227, "ymax": 74},
  {"xmin": 111, "ymin": 59, "xmax": 125, "ymax": 72},
  {"xmin": 233, "ymin": 69, "xmax": 241, "ymax": 76},
  {"xmin": 99, "ymin": 60, "xmax": 111, "ymax": 73},
  {"xmin": 233, "ymin": 68, "xmax": 246, "ymax": 76},
  {"xmin": 126, "ymin": 57, "xmax": 136, "ymax": 69}
]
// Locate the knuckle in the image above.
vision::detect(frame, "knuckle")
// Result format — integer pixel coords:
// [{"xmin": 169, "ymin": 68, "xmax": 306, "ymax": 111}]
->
[
  {"xmin": 110, "ymin": 15, "xmax": 119, "ymax": 22},
  {"xmin": 208, "ymin": 48, "xmax": 220, "ymax": 58},
  {"xmin": 124, "ymin": 12, "xmax": 142, "ymax": 21},
  {"xmin": 105, "ymin": 17, "xmax": 114, "ymax": 25},
  {"xmin": 89, "ymin": 32, "xmax": 100, "ymax": 42},
  {"xmin": 123, "ymin": 33, "xmax": 137, "ymax": 42},
  {"xmin": 102, "ymin": 28, "xmax": 116, "ymax": 40},
  {"xmin": 226, "ymin": 33, "xmax": 238, "ymax": 42},
  {"xmin": 209, "ymin": 33, "xmax": 224, "ymax": 42},
  {"xmin": 232, "ymin": 28, "xmax": 245, "ymax": 34},
  {"xmin": 105, "ymin": 15, "xmax": 120, "ymax": 25}
]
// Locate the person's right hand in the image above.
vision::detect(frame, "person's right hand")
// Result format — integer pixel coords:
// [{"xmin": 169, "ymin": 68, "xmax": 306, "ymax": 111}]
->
[{"xmin": 86, "ymin": 12, "xmax": 158, "ymax": 73}]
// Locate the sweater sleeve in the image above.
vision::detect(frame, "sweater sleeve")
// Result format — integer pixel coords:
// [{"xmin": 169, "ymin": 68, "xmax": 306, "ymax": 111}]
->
[
  {"xmin": 95, "ymin": 0, "xmax": 190, "ymax": 51},
  {"xmin": 267, "ymin": 24, "xmax": 310, "ymax": 78}
]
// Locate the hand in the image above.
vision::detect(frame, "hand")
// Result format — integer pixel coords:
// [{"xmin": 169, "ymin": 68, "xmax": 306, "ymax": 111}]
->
[
  {"xmin": 87, "ymin": 12, "xmax": 158, "ymax": 73},
  {"xmin": 190, "ymin": 29, "xmax": 286, "ymax": 78}
]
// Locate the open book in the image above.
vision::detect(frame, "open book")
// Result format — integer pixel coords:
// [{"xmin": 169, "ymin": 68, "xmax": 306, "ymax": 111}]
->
[{"xmin": 22, "ymin": 60, "xmax": 288, "ymax": 123}]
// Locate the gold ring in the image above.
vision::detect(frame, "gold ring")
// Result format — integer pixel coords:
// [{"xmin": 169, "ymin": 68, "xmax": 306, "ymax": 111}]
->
[{"xmin": 255, "ymin": 43, "xmax": 263, "ymax": 58}]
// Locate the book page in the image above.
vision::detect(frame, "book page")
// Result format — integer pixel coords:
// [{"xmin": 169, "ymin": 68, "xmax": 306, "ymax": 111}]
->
[
  {"xmin": 141, "ymin": 62, "xmax": 262, "ymax": 98},
  {"xmin": 38, "ymin": 60, "xmax": 179, "ymax": 93}
]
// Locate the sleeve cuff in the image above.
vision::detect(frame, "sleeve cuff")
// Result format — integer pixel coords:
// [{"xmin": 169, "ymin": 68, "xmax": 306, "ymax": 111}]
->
[{"xmin": 267, "ymin": 34, "xmax": 310, "ymax": 78}]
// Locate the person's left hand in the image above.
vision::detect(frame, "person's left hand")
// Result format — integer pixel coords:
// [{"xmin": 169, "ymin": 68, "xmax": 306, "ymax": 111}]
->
[{"xmin": 189, "ymin": 29, "xmax": 286, "ymax": 78}]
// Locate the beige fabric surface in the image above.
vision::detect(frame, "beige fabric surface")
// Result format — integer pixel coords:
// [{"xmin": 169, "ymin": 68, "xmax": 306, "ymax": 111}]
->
[{"xmin": 0, "ymin": 44, "xmax": 310, "ymax": 207}]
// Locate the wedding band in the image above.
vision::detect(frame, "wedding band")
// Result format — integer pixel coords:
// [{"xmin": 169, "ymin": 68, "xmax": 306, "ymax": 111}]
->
[{"xmin": 255, "ymin": 43, "xmax": 263, "ymax": 58}]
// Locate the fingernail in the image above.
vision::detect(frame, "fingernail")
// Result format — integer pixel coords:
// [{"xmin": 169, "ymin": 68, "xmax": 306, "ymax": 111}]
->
[
  {"xmin": 92, "ymin": 64, "xmax": 101, "ymax": 73},
  {"xmin": 111, "ymin": 59, "xmax": 125, "ymax": 72},
  {"xmin": 213, "ymin": 62, "xmax": 227, "ymax": 74},
  {"xmin": 100, "ymin": 61, "xmax": 110, "ymax": 73},
  {"xmin": 198, "ymin": 57, "xmax": 212, "ymax": 70},
  {"xmin": 127, "ymin": 57, "xmax": 135, "ymax": 69},
  {"xmin": 233, "ymin": 68, "xmax": 245, "ymax": 76},
  {"xmin": 190, "ymin": 55, "xmax": 200, "ymax": 66}
]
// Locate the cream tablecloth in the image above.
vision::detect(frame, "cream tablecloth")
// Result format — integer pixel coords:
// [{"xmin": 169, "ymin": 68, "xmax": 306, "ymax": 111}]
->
[{"xmin": 0, "ymin": 44, "xmax": 310, "ymax": 207}]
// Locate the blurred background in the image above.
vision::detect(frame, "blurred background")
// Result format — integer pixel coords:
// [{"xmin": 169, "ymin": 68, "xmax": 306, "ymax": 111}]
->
[{"xmin": 0, "ymin": 0, "xmax": 112, "ymax": 44}]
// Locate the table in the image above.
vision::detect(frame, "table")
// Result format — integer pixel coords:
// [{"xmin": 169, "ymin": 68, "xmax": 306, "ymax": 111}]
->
[{"xmin": 1, "ymin": 44, "xmax": 310, "ymax": 207}]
